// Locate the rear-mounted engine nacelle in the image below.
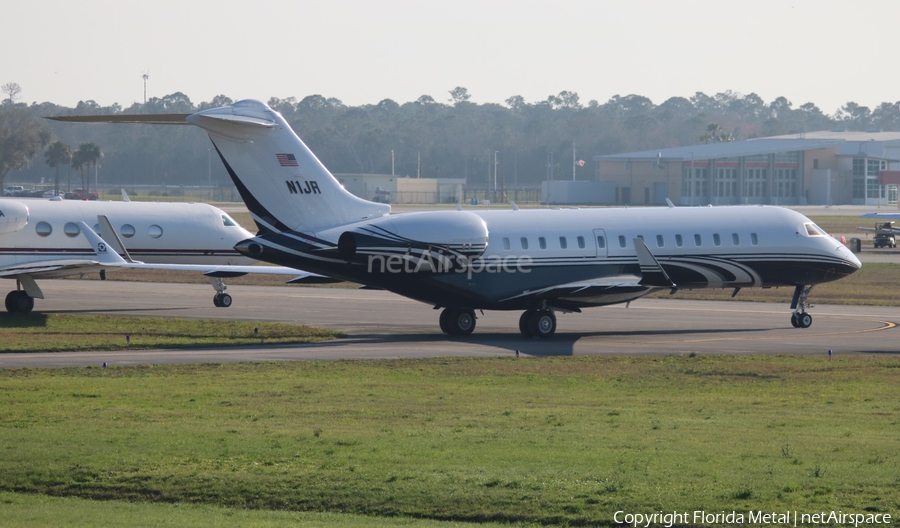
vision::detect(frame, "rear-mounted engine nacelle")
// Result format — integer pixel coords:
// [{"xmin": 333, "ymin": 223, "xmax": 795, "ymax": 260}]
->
[{"xmin": 0, "ymin": 200, "xmax": 29, "ymax": 234}]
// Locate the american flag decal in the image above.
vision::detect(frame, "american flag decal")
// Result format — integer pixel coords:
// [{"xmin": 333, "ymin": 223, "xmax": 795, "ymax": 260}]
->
[{"xmin": 276, "ymin": 153, "xmax": 299, "ymax": 167}]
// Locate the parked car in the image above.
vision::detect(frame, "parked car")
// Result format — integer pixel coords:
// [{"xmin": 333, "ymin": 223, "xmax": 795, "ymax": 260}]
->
[
  {"xmin": 372, "ymin": 187, "xmax": 391, "ymax": 203},
  {"xmin": 4, "ymin": 185, "xmax": 29, "ymax": 197},
  {"xmin": 65, "ymin": 189, "xmax": 99, "ymax": 200}
]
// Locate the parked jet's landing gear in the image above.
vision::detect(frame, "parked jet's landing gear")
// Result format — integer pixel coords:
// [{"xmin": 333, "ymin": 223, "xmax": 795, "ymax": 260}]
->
[
  {"xmin": 209, "ymin": 277, "xmax": 232, "ymax": 308},
  {"xmin": 439, "ymin": 307, "xmax": 476, "ymax": 335},
  {"xmin": 519, "ymin": 309, "xmax": 557, "ymax": 339},
  {"xmin": 790, "ymin": 284, "xmax": 814, "ymax": 329},
  {"xmin": 213, "ymin": 293, "xmax": 233, "ymax": 308},
  {"xmin": 5, "ymin": 290, "xmax": 35, "ymax": 314}
]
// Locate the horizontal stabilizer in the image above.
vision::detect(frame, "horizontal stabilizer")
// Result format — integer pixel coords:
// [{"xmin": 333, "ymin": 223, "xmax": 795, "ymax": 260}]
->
[
  {"xmin": 46, "ymin": 114, "xmax": 191, "ymax": 125},
  {"xmin": 634, "ymin": 237, "xmax": 676, "ymax": 288}
]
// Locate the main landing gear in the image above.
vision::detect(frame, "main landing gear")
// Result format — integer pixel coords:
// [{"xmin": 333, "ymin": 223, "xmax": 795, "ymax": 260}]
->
[
  {"xmin": 5, "ymin": 290, "xmax": 34, "ymax": 313},
  {"xmin": 437, "ymin": 307, "xmax": 558, "ymax": 338},
  {"xmin": 209, "ymin": 277, "xmax": 233, "ymax": 308},
  {"xmin": 790, "ymin": 284, "xmax": 814, "ymax": 329}
]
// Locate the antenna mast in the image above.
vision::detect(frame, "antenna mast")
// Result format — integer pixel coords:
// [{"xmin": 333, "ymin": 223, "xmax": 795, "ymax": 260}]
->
[{"xmin": 142, "ymin": 72, "xmax": 149, "ymax": 104}]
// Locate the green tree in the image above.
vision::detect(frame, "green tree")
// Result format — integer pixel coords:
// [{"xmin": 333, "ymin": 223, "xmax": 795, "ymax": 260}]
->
[
  {"xmin": 0, "ymin": 108, "xmax": 50, "ymax": 189},
  {"xmin": 72, "ymin": 142, "xmax": 103, "ymax": 193},
  {"xmin": 44, "ymin": 141, "xmax": 71, "ymax": 195}
]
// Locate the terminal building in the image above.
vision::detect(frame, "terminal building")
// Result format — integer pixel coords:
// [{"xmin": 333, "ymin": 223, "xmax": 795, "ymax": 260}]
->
[{"xmin": 591, "ymin": 131, "xmax": 900, "ymax": 207}]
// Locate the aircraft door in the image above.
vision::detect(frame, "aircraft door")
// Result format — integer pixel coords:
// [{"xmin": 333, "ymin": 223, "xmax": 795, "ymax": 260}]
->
[{"xmin": 593, "ymin": 229, "xmax": 608, "ymax": 258}]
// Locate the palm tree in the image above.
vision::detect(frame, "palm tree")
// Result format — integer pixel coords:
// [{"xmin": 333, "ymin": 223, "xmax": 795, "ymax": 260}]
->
[
  {"xmin": 44, "ymin": 141, "xmax": 71, "ymax": 195},
  {"xmin": 73, "ymin": 142, "xmax": 103, "ymax": 194}
]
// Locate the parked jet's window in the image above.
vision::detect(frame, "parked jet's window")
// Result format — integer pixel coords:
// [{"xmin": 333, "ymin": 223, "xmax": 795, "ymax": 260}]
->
[
  {"xmin": 675, "ymin": 234, "xmax": 683, "ymax": 247},
  {"xmin": 732, "ymin": 233, "xmax": 740, "ymax": 245},
  {"xmin": 64, "ymin": 222, "xmax": 80, "ymax": 238},
  {"xmin": 618, "ymin": 235, "xmax": 626, "ymax": 248},
  {"xmin": 222, "ymin": 215, "xmax": 237, "ymax": 227},
  {"xmin": 35, "ymin": 221, "xmax": 52, "ymax": 237},
  {"xmin": 559, "ymin": 237, "xmax": 567, "ymax": 249},
  {"xmin": 502, "ymin": 237, "xmax": 510, "ymax": 250},
  {"xmin": 597, "ymin": 236, "xmax": 606, "ymax": 249},
  {"xmin": 713, "ymin": 233, "xmax": 721, "ymax": 246},
  {"xmin": 520, "ymin": 237, "xmax": 528, "ymax": 250},
  {"xmin": 656, "ymin": 234, "xmax": 664, "ymax": 248},
  {"xmin": 751, "ymin": 233, "xmax": 759, "ymax": 245},
  {"xmin": 694, "ymin": 234, "xmax": 702, "ymax": 246},
  {"xmin": 120, "ymin": 224, "xmax": 136, "ymax": 238},
  {"xmin": 577, "ymin": 236, "xmax": 585, "ymax": 249},
  {"xmin": 149, "ymin": 225, "xmax": 164, "ymax": 239},
  {"xmin": 804, "ymin": 223, "xmax": 826, "ymax": 236},
  {"xmin": 539, "ymin": 237, "xmax": 547, "ymax": 249}
]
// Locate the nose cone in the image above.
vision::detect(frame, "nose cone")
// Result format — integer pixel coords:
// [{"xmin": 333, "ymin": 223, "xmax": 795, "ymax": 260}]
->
[{"xmin": 840, "ymin": 244, "xmax": 862, "ymax": 272}]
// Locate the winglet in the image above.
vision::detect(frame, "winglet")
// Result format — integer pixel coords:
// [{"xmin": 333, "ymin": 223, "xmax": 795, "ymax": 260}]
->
[
  {"xmin": 78, "ymin": 221, "xmax": 127, "ymax": 266},
  {"xmin": 634, "ymin": 237, "xmax": 676, "ymax": 288},
  {"xmin": 97, "ymin": 215, "xmax": 135, "ymax": 262},
  {"xmin": 665, "ymin": 198, "xmax": 675, "ymax": 208},
  {"xmin": 121, "ymin": 189, "xmax": 131, "ymax": 202}
]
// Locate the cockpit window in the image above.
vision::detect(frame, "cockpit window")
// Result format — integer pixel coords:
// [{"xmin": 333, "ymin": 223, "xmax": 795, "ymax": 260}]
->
[
  {"xmin": 222, "ymin": 214, "xmax": 237, "ymax": 227},
  {"xmin": 804, "ymin": 223, "xmax": 826, "ymax": 237}
]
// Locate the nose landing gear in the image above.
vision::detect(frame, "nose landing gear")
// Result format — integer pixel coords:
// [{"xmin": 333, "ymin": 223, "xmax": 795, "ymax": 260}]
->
[{"xmin": 790, "ymin": 285, "xmax": 814, "ymax": 329}]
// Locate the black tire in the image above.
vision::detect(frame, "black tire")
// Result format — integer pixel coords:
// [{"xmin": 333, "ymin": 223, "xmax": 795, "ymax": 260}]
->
[
  {"xmin": 519, "ymin": 310, "xmax": 534, "ymax": 338},
  {"xmin": 219, "ymin": 293, "xmax": 233, "ymax": 308},
  {"xmin": 6, "ymin": 291, "xmax": 34, "ymax": 313},
  {"xmin": 798, "ymin": 313, "xmax": 812, "ymax": 328},
  {"xmin": 447, "ymin": 308, "xmax": 476, "ymax": 336},
  {"xmin": 528, "ymin": 310, "xmax": 557, "ymax": 339},
  {"xmin": 790, "ymin": 312, "xmax": 800, "ymax": 328},
  {"xmin": 213, "ymin": 294, "xmax": 222, "ymax": 307},
  {"xmin": 439, "ymin": 308, "xmax": 452, "ymax": 334}
]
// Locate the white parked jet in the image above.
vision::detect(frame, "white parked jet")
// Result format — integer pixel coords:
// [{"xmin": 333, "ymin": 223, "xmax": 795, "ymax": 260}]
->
[
  {"xmin": 50, "ymin": 100, "xmax": 861, "ymax": 337},
  {"xmin": 0, "ymin": 197, "xmax": 316, "ymax": 313}
]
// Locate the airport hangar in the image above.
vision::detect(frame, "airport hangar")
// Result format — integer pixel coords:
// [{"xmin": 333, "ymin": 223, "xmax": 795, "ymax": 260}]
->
[{"xmin": 579, "ymin": 131, "xmax": 900, "ymax": 207}]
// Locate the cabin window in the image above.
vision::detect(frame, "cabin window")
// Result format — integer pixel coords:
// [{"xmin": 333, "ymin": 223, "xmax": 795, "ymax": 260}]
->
[
  {"xmin": 675, "ymin": 234, "xmax": 683, "ymax": 247},
  {"xmin": 618, "ymin": 235, "xmax": 626, "ymax": 248},
  {"xmin": 597, "ymin": 236, "xmax": 606, "ymax": 249},
  {"xmin": 149, "ymin": 225, "xmax": 164, "ymax": 239},
  {"xmin": 35, "ymin": 221, "xmax": 52, "ymax": 237},
  {"xmin": 656, "ymin": 234, "xmax": 664, "ymax": 248},
  {"xmin": 64, "ymin": 222, "xmax": 80, "ymax": 237},
  {"xmin": 539, "ymin": 237, "xmax": 547, "ymax": 249},
  {"xmin": 222, "ymin": 215, "xmax": 237, "ymax": 227},
  {"xmin": 713, "ymin": 233, "xmax": 721, "ymax": 246},
  {"xmin": 732, "ymin": 233, "xmax": 740, "ymax": 245},
  {"xmin": 120, "ymin": 224, "xmax": 136, "ymax": 238},
  {"xmin": 751, "ymin": 233, "xmax": 759, "ymax": 245},
  {"xmin": 520, "ymin": 237, "xmax": 528, "ymax": 250},
  {"xmin": 559, "ymin": 236, "xmax": 567, "ymax": 249},
  {"xmin": 694, "ymin": 234, "xmax": 702, "ymax": 246},
  {"xmin": 577, "ymin": 236, "xmax": 585, "ymax": 249}
]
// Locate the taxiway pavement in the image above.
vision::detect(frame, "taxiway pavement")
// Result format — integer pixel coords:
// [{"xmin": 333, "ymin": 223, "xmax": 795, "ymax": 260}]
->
[{"xmin": 1, "ymin": 281, "xmax": 898, "ymax": 368}]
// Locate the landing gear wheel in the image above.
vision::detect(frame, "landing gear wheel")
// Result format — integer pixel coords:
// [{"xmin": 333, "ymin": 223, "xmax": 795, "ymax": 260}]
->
[
  {"xmin": 213, "ymin": 293, "xmax": 232, "ymax": 308},
  {"xmin": 446, "ymin": 308, "xmax": 476, "ymax": 336},
  {"xmin": 519, "ymin": 310, "xmax": 534, "ymax": 338},
  {"xmin": 790, "ymin": 312, "xmax": 800, "ymax": 328},
  {"xmin": 5, "ymin": 291, "xmax": 34, "ymax": 313},
  {"xmin": 528, "ymin": 310, "xmax": 557, "ymax": 339},
  {"xmin": 797, "ymin": 313, "xmax": 812, "ymax": 328},
  {"xmin": 439, "ymin": 308, "xmax": 452, "ymax": 334}
]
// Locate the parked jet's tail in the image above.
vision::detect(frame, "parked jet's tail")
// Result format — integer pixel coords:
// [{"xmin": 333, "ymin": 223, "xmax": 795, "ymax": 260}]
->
[{"xmin": 187, "ymin": 100, "xmax": 390, "ymax": 235}]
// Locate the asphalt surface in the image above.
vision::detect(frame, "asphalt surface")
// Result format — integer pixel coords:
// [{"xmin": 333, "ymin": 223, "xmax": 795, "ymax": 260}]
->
[{"xmin": 1, "ymin": 280, "xmax": 898, "ymax": 368}]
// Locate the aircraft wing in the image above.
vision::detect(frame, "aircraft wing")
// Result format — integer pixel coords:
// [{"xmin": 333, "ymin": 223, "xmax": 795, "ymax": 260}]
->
[
  {"xmin": 499, "ymin": 273, "xmax": 652, "ymax": 310},
  {"xmin": 77, "ymin": 222, "xmax": 339, "ymax": 284},
  {"xmin": 0, "ymin": 259, "xmax": 104, "ymax": 279},
  {"xmin": 857, "ymin": 226, "xmax": 900, "ymax": 234}
]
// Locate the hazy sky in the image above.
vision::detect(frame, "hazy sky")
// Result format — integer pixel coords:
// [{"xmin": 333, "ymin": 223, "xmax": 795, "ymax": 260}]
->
[{"xmin": 5, "ymin": 0, "xmax": 898, "ymax": 115}]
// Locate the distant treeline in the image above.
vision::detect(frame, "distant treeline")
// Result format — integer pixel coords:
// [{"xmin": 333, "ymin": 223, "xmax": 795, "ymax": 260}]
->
[{"xmin": 6, "ymin": 88, "xmax": 900, "ymax": 188}]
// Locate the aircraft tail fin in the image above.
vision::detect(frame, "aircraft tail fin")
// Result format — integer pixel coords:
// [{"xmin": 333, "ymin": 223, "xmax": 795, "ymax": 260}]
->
[{"xmin": 186, "ymin": 100, "xmax": 390, "ymax": 235}]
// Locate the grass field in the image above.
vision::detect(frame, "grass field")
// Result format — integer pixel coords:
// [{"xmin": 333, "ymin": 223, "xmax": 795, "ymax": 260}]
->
[
  {"xmin": 1, "ymin": 356, "xmax": 898, "ymax": 525},
  {"xmin": 0, "ymin": 314, "xmax": 342, "ymax": 353}
]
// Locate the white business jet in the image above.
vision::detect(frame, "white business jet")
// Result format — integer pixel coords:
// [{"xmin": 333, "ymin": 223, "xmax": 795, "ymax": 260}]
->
[
  {"xmin": 50, "ymin": 100, "xmax": 861, "ymax": 337},
  {"xmin": 0, "ymin": 197, "xmax": 318, "ymax": 313}
]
